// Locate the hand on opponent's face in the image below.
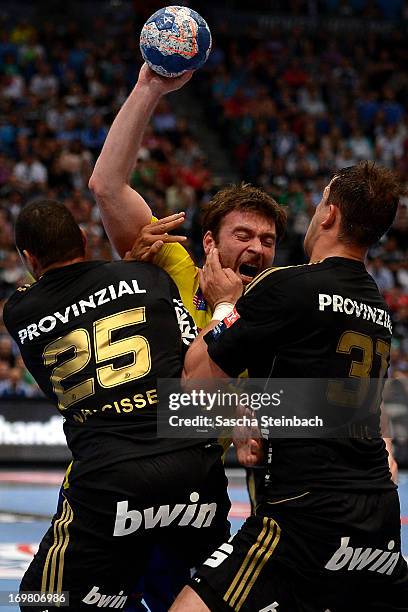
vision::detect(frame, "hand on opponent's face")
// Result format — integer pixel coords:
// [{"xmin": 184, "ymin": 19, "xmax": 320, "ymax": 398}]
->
[{"xmin": 199, "ymin": 247, "xmax": 243, "ymax": 310}]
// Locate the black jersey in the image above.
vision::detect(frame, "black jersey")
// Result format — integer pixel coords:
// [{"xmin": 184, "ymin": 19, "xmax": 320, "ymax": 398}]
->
[
  {"xmin": 204, "ymin": 257, "xmax": 394, "ymax": 494},
  {"xmin": 4, "ymin": 260, "xmax": 199, "ymax": 470}
]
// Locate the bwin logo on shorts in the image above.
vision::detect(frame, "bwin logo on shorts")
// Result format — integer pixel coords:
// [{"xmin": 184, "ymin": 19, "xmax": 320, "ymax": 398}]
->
[
  {"xmin": 82, "ymin": 586, "xmax": 127, "ymax": 608},
  {"xmin": 325, "ymin": 537, "xmax": 400, "ymax": 575},
  {"xmin": 113, "ymin": 493, "xmax": 217, "ymax": 536}
]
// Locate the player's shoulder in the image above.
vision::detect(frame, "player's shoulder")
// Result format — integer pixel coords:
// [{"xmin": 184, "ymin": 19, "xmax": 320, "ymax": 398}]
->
[
  {"xmin": 108, "ymin": 258, "xmax": 171, "ymax": 277},
  {"xmin": 3, "ymin": 282, "xmax": 36, "ymax": 323},
  {"xmin": 107, "ymin": 259, "xmax": 174, "ymax": 288},
  {"xmin": 5, "ymin": 282, "xmax": 35, "ymax": 305},
  {"xmin": 154, "ymin": 240, "xmax": 196, "ymax": 270},
  {"xmin": 245, "ymin": 260, "xmax": 326, "ymax": 295}
]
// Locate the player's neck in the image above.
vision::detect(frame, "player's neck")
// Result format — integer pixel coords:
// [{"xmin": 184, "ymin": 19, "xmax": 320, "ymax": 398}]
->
[
  {"xmin": 38, "ymin": 256, "xmax": 86, "ymax": 278},
  {"xmin": 309, "ymin": 243, "xmax": 366, "ymax": 264}
]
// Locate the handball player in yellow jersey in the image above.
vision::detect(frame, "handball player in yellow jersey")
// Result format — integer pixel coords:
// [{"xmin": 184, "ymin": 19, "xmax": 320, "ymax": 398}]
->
[
  {"xmin": 89, "ymin": 64, "xmax": 286, "ymax": 331},
  {"xmin": 88, "ymin": 63, "xmax": 287, "ymax": 610},
  {"xmin": 89, "ymin": 64, "xmax": 286, "ymax": 512}
]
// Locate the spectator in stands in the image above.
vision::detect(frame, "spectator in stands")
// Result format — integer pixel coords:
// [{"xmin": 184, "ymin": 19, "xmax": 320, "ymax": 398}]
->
[
  {"xmin": 367, "ymin": 256, "xmax": 396, "ymax": 291},
  {"xmin": 29, "ymin": 60, "xmax": 58, "ymax": 99},
  {"xmin": 0, "ymin": 336, "xmax": 15, "ymax": 367},
  {"xmin": 13, "ymin": 150, "xmax": 47, "ymax": 192},
  {"xmin": 80, "ymin": 113, "xmax": 108, "ymax": 155},
  {"xmin": 0, "ymin": 359, "xmax": 10, "ymax": 385},
  {"xmin": 0, "ymin": 366, "xmax": 37, "ymax": 397}
]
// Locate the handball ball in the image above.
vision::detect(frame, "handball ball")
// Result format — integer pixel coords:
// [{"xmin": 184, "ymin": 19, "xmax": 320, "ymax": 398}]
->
[{"xmin": 140, "ymin": 6, "xmax": 212, "ymax": 78}]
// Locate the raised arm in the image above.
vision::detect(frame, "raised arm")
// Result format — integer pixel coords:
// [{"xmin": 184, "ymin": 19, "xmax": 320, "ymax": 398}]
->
[
  {"xmin": 380, "ymin": 405, "xmax": 398, "ymax": 483},
  {"xmin": 88, "ymin": 64, "xmax": 193, "ymax": 257}
]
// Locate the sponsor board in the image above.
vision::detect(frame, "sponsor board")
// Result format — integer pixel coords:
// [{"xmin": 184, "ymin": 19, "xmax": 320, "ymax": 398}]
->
[
  {"xmin": 0, "ymin": 543, "xmax": 38, "ymax": 579},
  {"xmin": 0, "ymin": 399, "xmax": 69, "ymax": 462}
]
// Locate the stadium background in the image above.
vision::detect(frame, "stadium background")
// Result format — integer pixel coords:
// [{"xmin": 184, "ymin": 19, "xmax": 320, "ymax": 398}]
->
[{"xmin": 0, "ymin": 0, "xmax": 407, "ymax": 607}]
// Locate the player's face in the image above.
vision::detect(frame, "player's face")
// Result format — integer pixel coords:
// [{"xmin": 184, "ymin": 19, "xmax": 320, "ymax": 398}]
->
[{"xmin": 212, "ymin": 211, "xmax": 277, "ymax": 285}]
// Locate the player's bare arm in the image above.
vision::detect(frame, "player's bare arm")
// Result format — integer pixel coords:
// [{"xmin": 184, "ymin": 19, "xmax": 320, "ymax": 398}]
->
[
  {"xmin": 170, "ymin": 586, "xmax": 210, "ymax": 612},
  {"xmin": 89, "ymin": 63, "xmax": 193, "ymax": 257},
  {"xmin": 232, "ymin": 406, "xmax": 264, "ymax": 468},
  {"xmin": 233, "ymin": 436, "xmax": 264, "ymax": 467},
  {"xmin": 182, "ymin": 320, "xmax": 225, "ymax": 381},
  {"xmin": 381, "ymin": 406, "xmax": 398, "ymax": 483},
  {"xmin": 124, "ymin": 212, "xmax": 187, "ymax": 262},
  {"xmin": 385, "ymin": 437, "xmax": 398, "ymax": 484}
]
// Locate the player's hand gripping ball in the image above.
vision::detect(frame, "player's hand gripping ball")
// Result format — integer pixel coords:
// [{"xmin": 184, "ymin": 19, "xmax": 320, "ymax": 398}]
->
[{"xmin": 140, "ymin": 6, "xmax": 212, "ymax": 78}]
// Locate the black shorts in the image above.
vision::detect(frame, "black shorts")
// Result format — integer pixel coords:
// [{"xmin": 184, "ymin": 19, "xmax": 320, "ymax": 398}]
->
[
  {"xmin": 191, "ymin": 489, "xmax": 408, "ymax": 612},
  {"xmin": 245, "ymin": 467, "xmax": 266, "ymax": 515},
  {"xmin": 20, "ymin": 443, "xmax": 230, "ymax": 611}
]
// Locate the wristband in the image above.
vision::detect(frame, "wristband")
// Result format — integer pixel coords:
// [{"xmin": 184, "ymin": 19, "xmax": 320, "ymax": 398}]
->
[{"xmin": 211, "ymin": 302, "xmax": 235, "ymax": 322}]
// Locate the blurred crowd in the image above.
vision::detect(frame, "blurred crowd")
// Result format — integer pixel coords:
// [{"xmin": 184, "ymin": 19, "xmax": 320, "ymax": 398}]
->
[
  {"xmin": 0, "ymin": 1, "xmax": 407, "ymax": 401},
  {"xmin": 218, "ymin": 0, "xmax": 407, "ymax": 19}
]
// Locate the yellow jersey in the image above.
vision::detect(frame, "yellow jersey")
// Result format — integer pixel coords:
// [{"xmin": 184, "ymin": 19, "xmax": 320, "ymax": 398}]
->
[{"xmin": 154, "ymin": 241, "xmax": 212, "ymax": 330}]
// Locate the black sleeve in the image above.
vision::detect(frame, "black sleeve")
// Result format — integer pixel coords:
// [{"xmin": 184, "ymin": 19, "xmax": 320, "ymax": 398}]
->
[
  {"xmin": 204, "ymin": 272, "xmax": 291, "ymax": 377},
  {"xmin": 3, "ymin": 292, "xmax": 19, "ymax": 339}
]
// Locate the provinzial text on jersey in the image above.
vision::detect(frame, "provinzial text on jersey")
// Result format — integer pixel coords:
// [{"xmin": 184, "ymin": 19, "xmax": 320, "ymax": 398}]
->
[
  {"xmin": 319, "ymin": 293, "xmax": 392, "ymax": 333},
  {"xmin": 17, "ymin": 280, "xmax": 147, "ymax": 344}
]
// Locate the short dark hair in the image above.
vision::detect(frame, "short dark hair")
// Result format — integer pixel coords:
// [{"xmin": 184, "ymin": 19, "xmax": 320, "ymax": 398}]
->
[
  {"xmin": 328, "ymin": 162, "xmax": 404, "ymax": 247},
  {"xmin": 202, "ymin": 183, "xmax": 287, "ymax": 241},
  {"xmin": 15, "ymin": 200, "xmax": 85, "ymax": 268}
]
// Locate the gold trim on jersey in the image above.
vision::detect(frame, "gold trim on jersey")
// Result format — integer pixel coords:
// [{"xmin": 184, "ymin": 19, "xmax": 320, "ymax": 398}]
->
[
  {"xmin": 244, "ymin": 261, "xmax": 323, "ymax": 295},
  {"xmin": 264, "ymin": 491, "xmax": 310, "ymax": 505},
  {"xmin": 62, "ymin": 462, "xmax": 72, "ymax": 490},
  {"xmin": 223, "ymin": 517, "xmax": 281, "ymax": 611},
  {"xmin": 41, "ymin": 498, "xmax": 73, "ymax": 598}
]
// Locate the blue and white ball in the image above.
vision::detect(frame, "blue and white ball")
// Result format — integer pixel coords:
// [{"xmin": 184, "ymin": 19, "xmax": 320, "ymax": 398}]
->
[{"xmin": 140, "ymin": 6, "xmax": 212, "ymax": 78}]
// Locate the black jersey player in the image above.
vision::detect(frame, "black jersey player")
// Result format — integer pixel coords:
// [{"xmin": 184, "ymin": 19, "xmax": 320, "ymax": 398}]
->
[
  {"xmin": 3, "ymin": 200, "xmax": 230, "ymax": 611},
  {"xmin": 171, "ymin": 162, "xmax": 408, "ymax": 612}
]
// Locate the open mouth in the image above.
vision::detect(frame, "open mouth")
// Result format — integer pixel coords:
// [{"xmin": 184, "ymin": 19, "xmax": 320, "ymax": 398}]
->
[{"xmin": 239, "ymin": 263, "xmax": 259, "ymax": 278}]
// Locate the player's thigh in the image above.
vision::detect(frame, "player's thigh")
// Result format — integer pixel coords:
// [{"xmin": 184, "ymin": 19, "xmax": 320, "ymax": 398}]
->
[
  {"xmin": 20, "ymin": 493, "xmax": 146, "ymax": 611},
  {"xmin": 132, "ymin": 442, "xmax": 231, "ymax": 570},
  {"xmin": 184, "ymin": 442, "xmax": 231, "ymax": 566},
  {"xmin": 328, "ymin": 564, "xmax": 408, "ymax": 612},
  {"xmin": 190, "ymin": 515, "xmax": 323, "ymax": 612}
]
